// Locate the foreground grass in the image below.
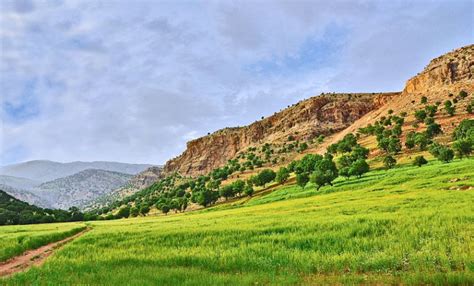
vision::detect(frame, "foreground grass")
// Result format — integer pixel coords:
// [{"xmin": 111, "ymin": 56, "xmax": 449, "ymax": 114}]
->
[
  {"xmin": 0, "ymin": 222, "xmax": 86, "ymax": 262},
  {"xmin": 2, "ymin": 159, "xmax": 473, "ymax": 285}
]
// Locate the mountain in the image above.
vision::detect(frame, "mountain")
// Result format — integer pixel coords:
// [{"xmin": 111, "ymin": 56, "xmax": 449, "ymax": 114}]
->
[
  {"xmin": 0, "ymin": 190, "xmax": 84, "ymax": 225},
  {"xmin": 0, "ymin": 160, "xmax": 153, "ymax": 182},
  {"xmin": 84, "ymin": 166, "xmax": 163, "ymax": 211},
  {"xmin": 35, "ymin": 169, "xmax": 133, "ymax": 210},
  {"xmin": 164, "ymin": 92, "xmax": 398, "ymax": 176},
  {"xmin": 0, "ymin": 175, "xmax": 40, "ymax": 190},
  {"xmin": 163, "ymin": 45, "xmax": 473, "ymax": 178},
  {"xmin": 0, "ymin": 184, "xmax": 45, "ymax": 208}
]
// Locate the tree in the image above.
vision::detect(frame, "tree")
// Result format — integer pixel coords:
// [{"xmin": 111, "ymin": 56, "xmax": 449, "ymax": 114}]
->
[
  {"xmin": 426, "ymin": 123, "xmax": 442, "ymax": 138},
  {"xmin": 425, "ymin": 105, "xmax": 438, "ymax": 117},
  {"xmin": 383, "ymin": 155, "xmax": 397, "ymax": 169},
  {"xmin": 116, "ymin": 206, "xmax": 130, "ymax": 218},
  {"xmin": 387, "ymin": 137, "xmax": 402, "ymax": 154},
  {"xmin": 130, "ymin": 207, "xmax": 139, "ymax": 217},
  {"xmin": 219, "ymin": 185, "xmax": 234, "ymax": 200},
  {"xmin": 232, "ymin": 180, "xmax": 245, "ymax": 196},
  {"xmin": 310, "ymin": 157, "xmax": 338, "ymax": 190},
  {"xmin": 436, "ymin": 146, "xmax": 454, "ymax": 163},
  {"xmin": 243, "ymin": 185, "xmax": 254, "ymax": 197},
  {"xmin": 139, "ymin": 205, "xmax": 150, "ymax": 215},
  {"xmin": 421, "ymin": 96, "xmax": 428, "ymax": 104},
  {"xmin": 298, "ymin": 142, "xmax": 308, "ymax": 152},
  {"xmin": 467, "ymin": 104, "xmax": 473, "ymax": 114},
  {"xmin": 276, "ymin": 167, "xmax": 290, "ymax": 184},
  {"xmin": 405, "ymin": 132, "xmax": 416, "ymax": 149},
  {"xmin": 348, "ymin": 159, "xmax": 369, "ymax": 178},
  {"xmin": 453, "ymin": 119, "xmax": 474, "ymax": 141},
  {"xmin": 296, "ymin": 173, "xmax": 309, "ymax": 189},
  {"xmin": 161, "ymin": 205, "xmax": 170, "ymax": 215},
  {"xmin": 453, "ymin": 139, "xmax": 472, "ymax": 158},
  {"xmin": 414, "ymin": 110, "xmax": 427, "ymax": 122},
  {"xmin": 459, "ymin": 90, "xmax": 468, "ymax": 98},
  {"xmin": 253, "ymin": 169, "xmax": 276, "ymax": 187},
  {"xmin": 414, "ymin": 133, "xmax": 430, "ymax": 150},
  {"xmin": 413, "ymin": 156, "xmax": 428, "ymax": 167}
]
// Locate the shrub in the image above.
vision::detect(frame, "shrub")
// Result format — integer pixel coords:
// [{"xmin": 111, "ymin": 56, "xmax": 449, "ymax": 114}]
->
[
  {"xmin": 426, "ymin": 123, "xmax": 442, "ymax": 138},
  {"xmin": 348, "ymin": 159, "xmax": 369, "ymax": 178},
  {"xmin": 296, "ymin": 173, "xmax": 309, "ymax": 189},
  {"xmin": 459, "ymin": 90, "xmax": 468, "ymax": 98},
  {"xmin": 436, "ymin": 146, "xmax": 454, "ymax": 163},
  {"xmin": 414, "ymin": 110, "xmax": 427, "ymax": 122},
  {"xmin": 383, "ymin": 155, "xmax": 397, "ymax": 169},
  {"xmin": 421, "ymin": 96, "xmax": 428, "ymax": 104},
  {"xmin": 453, "ymin": 119, "xmax": 474, "ymax": 140},
  {"xmin": 276, "ymin": 167, "xmax": 290, "ymax": 184},
  {"xmin": 413, "ymin": 156, "xmax": 428, "ymax": 167},
  {"xmin": 453, "ymin": 139, "xmax": 472, "ymax": 158}
]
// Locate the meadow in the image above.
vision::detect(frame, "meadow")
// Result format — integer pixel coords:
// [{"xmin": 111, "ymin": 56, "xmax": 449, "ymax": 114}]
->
[
  {"xmin": 1, "ymin": 159, "xmax": 473, "ymax": 285},
  {"xmin": 0, "ymin": 223, "xmax": 85, "ymax": 262}
]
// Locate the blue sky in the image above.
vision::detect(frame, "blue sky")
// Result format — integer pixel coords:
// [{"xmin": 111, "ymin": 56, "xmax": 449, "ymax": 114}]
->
[{"xmin": 1, "ymin": 0, "xmax": 473, "ymax": 166}]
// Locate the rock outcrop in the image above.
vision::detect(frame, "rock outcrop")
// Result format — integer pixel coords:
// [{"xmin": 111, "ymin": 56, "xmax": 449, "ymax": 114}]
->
[
  {"xmin": 164, "ymin": 92, "xmax": 398, "ymax": 176},
  {"xmin": 404, "ymin": 45, "xmax": 473, "ymax": 94}
]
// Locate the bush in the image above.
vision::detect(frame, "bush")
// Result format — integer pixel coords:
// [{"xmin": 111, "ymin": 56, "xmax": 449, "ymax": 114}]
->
[
  {"xmin": 414, "ymin": 110, "xmax": 427, "ymax": 122},
  {"xmin": 421, "ymin": 96, "xmax": 428, "ymax": 104},
  {"xmin": 453, "ymin": 139, "xmax": 472, "ymax": 158},
  {"xmin": 413, "ymin": 156, "xmax": 428, "ymax": 167},
  {"xmin": 459, "ymin": 90, "xmax": 468, "ymax": 98},
  {"xmin": 383, "ymin": 155, "xmax": 397, "ymax": 169},
  {"xmin": 437, "ymin": 146, "xmax": 454, "ymax": 163},
  {"xmin": 348, "ymin": 159, "xmax": 369, "ymax": 178},
  {"xmin": 276, "ymin": 167, "xmax": 290, "ymax": 184},
  {"xmin": 296, "ymin": 173, "xmax": 309, "ymax": 189}
]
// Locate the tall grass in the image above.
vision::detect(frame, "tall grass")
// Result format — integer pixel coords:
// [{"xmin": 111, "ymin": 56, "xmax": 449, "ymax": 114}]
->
[
  {"xmin": 0, "ymin": 223, "xmax": 86, "ymax": 262},
  {"xmin": 2, "ymin": 159, "xmax": 473, "ymax": 285}
]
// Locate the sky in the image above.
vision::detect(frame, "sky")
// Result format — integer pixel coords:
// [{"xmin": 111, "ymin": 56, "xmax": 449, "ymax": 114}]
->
[{"xmin": 1, "ymin": 0, "xmax": 473, "ymax": 166}]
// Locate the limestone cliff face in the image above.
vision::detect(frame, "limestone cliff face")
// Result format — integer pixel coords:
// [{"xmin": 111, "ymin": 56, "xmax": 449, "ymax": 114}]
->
[
  {"xmin": 404, "ymin": 45, "xmax": 473, "ymax": 94},
  {"xmin": 164, "ymin": 92, "xmax": 398, "ymax": 176}
]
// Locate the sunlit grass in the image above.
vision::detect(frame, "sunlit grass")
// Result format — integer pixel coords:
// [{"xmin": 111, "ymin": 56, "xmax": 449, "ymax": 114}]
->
[
  {"xmin": 0, "ymin": 222, "xmax": 86, "ymax": 262},
  {"xmin": 1, "ymin": 159, "xmax": 473, "ymax": 285}
]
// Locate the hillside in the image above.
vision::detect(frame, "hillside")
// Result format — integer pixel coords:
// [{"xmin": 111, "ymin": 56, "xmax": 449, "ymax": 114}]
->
[
  {"xmin": 0, "ymin": 190, "xmax": 83, "ymax": 225},
  {"xmin": 0, "ymin": 160, "xmax": 152, "ymax": 182},
  {"xmin": 96, "ymin": 44, "xmax": 473, "ymax": 218},
  {"xmin": 83, "ymin": 166, "xmax": 163, "ymax": 211},
  {"xmin": 164, "ymin": 92, "xmax": 397, "ymax": 176},
  {"xmin": 36, "ymin": 169, "xmax": 133, "ymax": 210}
]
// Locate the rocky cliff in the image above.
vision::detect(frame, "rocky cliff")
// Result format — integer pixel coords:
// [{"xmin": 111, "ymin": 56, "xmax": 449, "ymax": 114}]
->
[
  {"xmin": 164, "ymin": 92, "xmax": 398, "ymax": 176},
  {"xmin": 404, "ymin": 45, "xmax": 473, "ymax": 94}
]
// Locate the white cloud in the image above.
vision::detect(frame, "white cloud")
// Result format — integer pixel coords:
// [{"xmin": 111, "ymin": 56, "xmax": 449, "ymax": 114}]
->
[{"xmin": 1, "ymin": 0, "xmax": 472, "ymax": 165}]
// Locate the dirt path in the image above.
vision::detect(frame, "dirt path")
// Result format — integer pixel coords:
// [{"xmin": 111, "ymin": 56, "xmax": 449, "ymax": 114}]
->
[{"xmin": 0, "ymin": 227, "xmax": 90, "ymax": 278}]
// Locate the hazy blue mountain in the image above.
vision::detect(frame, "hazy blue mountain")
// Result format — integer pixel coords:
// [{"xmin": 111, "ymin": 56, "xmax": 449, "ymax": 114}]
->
[
  {"xmin": 35, "ymin": 169, "xmax": 134, "ymax": 210},
  {"xmin": 0, "ymin": 175, "xmax": 41, "ymax": 190},
  {"xmin": 0, "ymin": 160, "xmax": 153, "ymax": 182}
]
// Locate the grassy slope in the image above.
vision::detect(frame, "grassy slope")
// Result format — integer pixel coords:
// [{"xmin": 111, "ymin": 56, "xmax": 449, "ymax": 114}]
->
[
  {"xmin": 1, "ymin": 159, "xmax": 473, "ymax": 285},
  {"xmin": 0, "ymin": 222, "xmax": 86, "ymax": 262}
]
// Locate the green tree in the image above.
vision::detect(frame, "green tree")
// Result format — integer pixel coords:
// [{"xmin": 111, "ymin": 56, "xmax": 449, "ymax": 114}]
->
[
  {"xmin": 413, "ymin": 156, "xmax": 428, "ymax": 167},
  {"xmin": 161, "ymin": 205, "xmax": 170, "ymax": 215},
  {"xmin": 276, "ymin": 167, "xmax": 290, "ymax": 184},
  {"xmin": 383, "ymin": 155, "xmax": 397, "ymax": 169},
  {"xmin": 253, "ymin": 169, "xmax": 276, "ymax": 187},
  {"xmin": 453, "ymin": 139, "xmax": 472, "ymax": 158},
  {"xmin": 436, "ymin": 146, "xmax": 455, "ymax": 163},
  {"xmin": 348, "ymin": 159, "xmax": 369, "ymax": 178},
  {"xmin": 130, "ymin": 207, "xmax": 139, "ymax": 217},
  {"xmin": 421, "ymin": 96, "xmax": 428, "ymax": 104},
  {"xmin": 459, "ymin": 90, "xmax": 468, "ymax": 98},
  {"xmin": 296, "ymin": 173, "xmax": 309, "ymax": 189},
  {"xmin": 310, "ymin": 157, "xmax": 338, "ymax": 190},
  {"xmin": 414, "ymin": 110, "xmax": 427, "ymax": 122},
  {"xmin": 219, "ymin": 185, "xmax": 234, "ymax": 200},
  {"xmin": 243, "ymin": 185, "xmax": 254, "ymax": 197}
]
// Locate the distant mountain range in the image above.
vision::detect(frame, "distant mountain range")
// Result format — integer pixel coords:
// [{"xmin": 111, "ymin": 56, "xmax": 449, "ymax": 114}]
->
[
  {"xmin": 36, "ymin": 169, "xmax": 133, "ymax": 209},
  {"xmin": 0, "ymin": 160, "xmax": 159, "ymax": 210},
  {"xmin": 0, "ymin": 160, "xmax": 153, "ymax": 182}
]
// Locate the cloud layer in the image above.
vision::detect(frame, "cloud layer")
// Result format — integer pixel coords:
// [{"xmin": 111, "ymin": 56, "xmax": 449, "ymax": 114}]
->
[{"xmin": 1, "ymin": 0, "xmax": 472, "ymax": 165}]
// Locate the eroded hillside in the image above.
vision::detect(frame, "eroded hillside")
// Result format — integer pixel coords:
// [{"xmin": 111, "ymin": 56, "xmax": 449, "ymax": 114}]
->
[{"xmin": 164, "ymin": 92, "xmax": 398, "ymax": 176}]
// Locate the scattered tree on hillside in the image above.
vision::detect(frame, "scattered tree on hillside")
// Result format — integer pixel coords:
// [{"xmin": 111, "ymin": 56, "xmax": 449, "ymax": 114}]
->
[
  {"xmin": 296, "ymin": 173, "xmax": 309, "ymax": 189},
  {"xmin": 276, "ymin": 167, "xmax": 290, "ymax": 184},
  {"xmin": 413, "ymin": 156, "xmax": 428, "ymax": 167},
  {"xmin": 383, "ymin": 155, "xmax": 397, "ymax": 169}
]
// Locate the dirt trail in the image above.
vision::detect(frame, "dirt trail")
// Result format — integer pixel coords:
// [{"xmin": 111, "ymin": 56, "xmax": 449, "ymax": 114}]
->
[{"xmin": 0, "ymin": 227, "xmax": 90, "ymax": 277}]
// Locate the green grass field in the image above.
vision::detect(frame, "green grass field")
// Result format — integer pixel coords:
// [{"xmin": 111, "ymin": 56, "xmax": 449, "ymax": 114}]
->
[
  {"xmin": 0, "ymin": 223, "xmax": 86, "ymax": 262},
  {"xmin": 1, "ymin": 159, "xmax": 473, "ymax": 285}
]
